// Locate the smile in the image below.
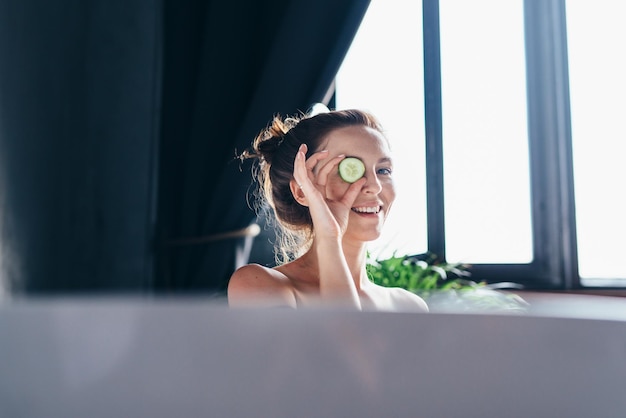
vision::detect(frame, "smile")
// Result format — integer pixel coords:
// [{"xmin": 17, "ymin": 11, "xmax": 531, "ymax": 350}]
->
[{"xmin": 352, "ymin": 206, "xmax": 382, "ymax": 214}]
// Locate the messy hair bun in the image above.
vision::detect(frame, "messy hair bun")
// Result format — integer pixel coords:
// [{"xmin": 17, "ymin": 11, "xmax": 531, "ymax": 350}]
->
[{"xmin": 241, "ymin": 108, "xmax": 383, "ymax": 264}]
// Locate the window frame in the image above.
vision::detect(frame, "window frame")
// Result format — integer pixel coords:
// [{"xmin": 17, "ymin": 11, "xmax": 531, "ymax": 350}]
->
[
  {"xmin": 331, "ymin": 0, "xmax": 626, "ymax": 290},
  {"xmin": 422, "ymin": 0, "xmax": 619, "ymax": 290}
]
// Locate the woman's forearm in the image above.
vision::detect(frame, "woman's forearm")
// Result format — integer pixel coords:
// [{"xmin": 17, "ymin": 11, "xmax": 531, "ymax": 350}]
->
[{"xmin": 315, "ymin": 239, "xmax": 362, "ymax": 309}]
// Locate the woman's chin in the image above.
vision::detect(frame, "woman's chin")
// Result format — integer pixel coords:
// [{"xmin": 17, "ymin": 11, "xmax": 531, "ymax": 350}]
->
[{"xmin": 346, "ymin": 230, "xmax": 383, "ymax": 243}]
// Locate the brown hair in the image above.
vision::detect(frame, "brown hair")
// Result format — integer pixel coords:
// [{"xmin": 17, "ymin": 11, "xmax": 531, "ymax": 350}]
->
[{"xmin": 241, "ymin": 108, "xmax": 383, "ymax": 263}]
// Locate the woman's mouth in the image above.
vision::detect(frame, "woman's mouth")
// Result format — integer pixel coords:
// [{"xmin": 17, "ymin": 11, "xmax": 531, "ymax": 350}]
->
[{"xmin": 351, "ymin": 206, "xmax": 382, "ymax": 214}]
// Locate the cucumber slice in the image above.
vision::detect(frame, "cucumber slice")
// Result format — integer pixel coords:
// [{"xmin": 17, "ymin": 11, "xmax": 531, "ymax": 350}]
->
[{"xmin": 338, "ymin": 157, "xmax": 365, "ymax": 183}]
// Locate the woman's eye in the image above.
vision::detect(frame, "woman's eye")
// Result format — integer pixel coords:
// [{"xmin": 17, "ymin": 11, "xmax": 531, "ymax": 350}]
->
[{"xmin": 377, "ymin": 167, "xmax": 393, "ymax": 176}]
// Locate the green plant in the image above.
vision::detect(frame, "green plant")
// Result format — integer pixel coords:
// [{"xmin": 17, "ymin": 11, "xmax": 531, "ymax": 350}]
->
[
  {"xmin": 366, "ymin": 252, "xmax": 472, "ymax": 294},
  {"xmin": 367, "ymin": 252, "xmax": 529, "ymax": 312}
]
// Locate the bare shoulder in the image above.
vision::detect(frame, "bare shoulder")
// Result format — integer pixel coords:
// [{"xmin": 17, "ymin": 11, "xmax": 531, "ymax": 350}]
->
[
  {"xmin": 386, "ymin": 287, "xmax": 429, "ymax": 313},
  {"xmin": 227, "ymin": 264, "xmax": 297, "ymax": 308}
]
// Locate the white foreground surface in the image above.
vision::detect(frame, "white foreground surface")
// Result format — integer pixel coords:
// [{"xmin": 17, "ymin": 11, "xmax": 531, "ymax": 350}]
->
[{"xmin": 1, "ymin": 295, "xmax": 625, "ymax": 417}]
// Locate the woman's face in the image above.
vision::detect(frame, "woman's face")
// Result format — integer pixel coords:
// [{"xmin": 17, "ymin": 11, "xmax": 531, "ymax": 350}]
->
[{"xmin": 317, "ymin": 125, "xmax": 396, "ymax": 242}]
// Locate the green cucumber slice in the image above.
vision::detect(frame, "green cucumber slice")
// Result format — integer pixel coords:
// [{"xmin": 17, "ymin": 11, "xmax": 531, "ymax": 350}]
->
[{"xmin": 338, "ymin": 157, "xmax": 365, "ymax": 183}]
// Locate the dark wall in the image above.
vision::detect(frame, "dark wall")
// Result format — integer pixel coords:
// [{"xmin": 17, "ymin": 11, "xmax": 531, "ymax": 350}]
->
[{"xmin": 0, "ymin": 1, "xmax": 160, "ymax": 293}]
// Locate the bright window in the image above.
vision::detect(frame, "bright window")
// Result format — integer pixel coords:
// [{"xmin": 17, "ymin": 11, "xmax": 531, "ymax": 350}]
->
[
  {"xmin": 337, "ymin": 0, "xmax": 626, "ymax": 286},
  {"xmin": 337, "ymin": 0, "xmax": 532, "ymax": 264},
  {"xmin": 439, "ymin": 0, "xmax": 532, "ymax": 264},
  {"xmin": 335, "ymin": 0, "xmax": 427, "ymax": 260},
  {"xmin": 566, "ymin": 0, "xmax": 626, "ymax": 281}
]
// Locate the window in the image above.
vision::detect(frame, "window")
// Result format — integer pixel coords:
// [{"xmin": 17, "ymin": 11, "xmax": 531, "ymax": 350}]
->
[
  {"xmin": 335, "ymin": 0, "xmax": 427, "ymax": 260},
  {"xmin": 336, "ymin": 0, "xmax": 626, "ymax": 288},
  {"xmin": 566, "ymin": 0, "xmax": 626, "ymax": 284},
  {"xmin": 439, "ymin": 0, "xmax": 532, "ymax": 264}
]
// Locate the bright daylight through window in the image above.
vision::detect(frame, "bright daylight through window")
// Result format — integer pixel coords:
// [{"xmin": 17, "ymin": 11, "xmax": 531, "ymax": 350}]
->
[
  {"xmin": 566, "ymin": 0, "xmax": 626, "ymax": 282},
  {"xmin": 335, "ymin": 0, "xmax": 427, "ymax": 261},
  {"xmin": 337, "ymin": 0, "xmax": 626, "ymax": 283},
  {"xmin": 439, "ymin": 0, "xmax": 532, "ymax": 264},
  {"xmin": 336, "ymin": 0, "xmax": 532, "ymax": 265}
]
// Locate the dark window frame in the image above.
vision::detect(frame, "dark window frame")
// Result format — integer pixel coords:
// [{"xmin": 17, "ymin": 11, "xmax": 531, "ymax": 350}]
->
[
  {"xmin": 423, "ymin": 0, "xmax": 624, "ymax": 290},
  {"xmin": 328, "ymin": 0, "xmax": 625, "ymax": 290}
]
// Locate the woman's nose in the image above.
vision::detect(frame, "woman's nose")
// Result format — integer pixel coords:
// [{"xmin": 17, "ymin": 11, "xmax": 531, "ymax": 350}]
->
[{"xmin": 362, "ymin": 171, "xmax": 382, "ymax": 194}]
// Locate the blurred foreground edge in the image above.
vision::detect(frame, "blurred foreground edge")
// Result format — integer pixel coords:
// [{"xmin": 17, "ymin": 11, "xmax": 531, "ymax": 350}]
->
[{"xmin": 1, "ymin": 294, "xmax": 625, "ymax": 418}]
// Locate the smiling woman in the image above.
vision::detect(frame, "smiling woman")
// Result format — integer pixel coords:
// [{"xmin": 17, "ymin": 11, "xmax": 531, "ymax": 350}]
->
[{"xmin": 227, "ymin": 109, "xmax": 428, "ymax": 312}]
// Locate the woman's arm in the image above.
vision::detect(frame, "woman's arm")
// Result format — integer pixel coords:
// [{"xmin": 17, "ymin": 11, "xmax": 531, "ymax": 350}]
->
[{"xmin": 292, "ymin": 144, "xmax": 366, "ymax": 309}]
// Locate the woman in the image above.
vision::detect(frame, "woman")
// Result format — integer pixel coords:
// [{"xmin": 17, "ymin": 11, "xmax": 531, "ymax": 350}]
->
[{"xmin": 228, "ymin": 108, "xmax": 428, "ymax": 312}]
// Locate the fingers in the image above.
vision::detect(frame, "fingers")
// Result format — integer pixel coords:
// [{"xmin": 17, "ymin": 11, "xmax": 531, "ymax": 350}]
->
[
  {"xmin": 294, "ymin": 144, "xmax": 329, "ymax": 191},
  {"xmin": 340, "ymin": 176, "xmax": 367, "ymax": 206},
  {"xmin": 292, "ymin": 144, "xmax": 367, "ymax": 238},
  {"xmin": 315, "ymin": 154, "xmax": 365, "ymax": 206},
  {"xmin": 304, "ymin": 147, "xmax": 330, "ymax": 172},
  {"xmin": 293, "ymin": 145, "xmax": 309, "ymax": 191},
  {"xmin": 293, "ymin": 144, "xmax": 365, "ymax": 207},
  {"xmin": 316, "ymin": 153, "xmax": 345, "ymax": 187}
]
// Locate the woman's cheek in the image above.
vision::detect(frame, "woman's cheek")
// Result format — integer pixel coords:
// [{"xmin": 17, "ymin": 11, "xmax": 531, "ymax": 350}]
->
[{"xmin": 385, "ymin": 179, "xmax": 397, "ymax": 204}]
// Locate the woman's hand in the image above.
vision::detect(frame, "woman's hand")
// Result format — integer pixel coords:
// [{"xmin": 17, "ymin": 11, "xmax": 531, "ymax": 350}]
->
[
  {"xmin": 293, "ymin": 144, "xmax": 366, "ymax": 240},
  {"xmin": 292, "ymin": 143, "xmax": 364, "ymax": 308}
]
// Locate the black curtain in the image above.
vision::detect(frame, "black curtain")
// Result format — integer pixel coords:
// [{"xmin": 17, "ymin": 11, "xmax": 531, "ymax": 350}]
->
[
  {"xmin": 0, "ymin": 0, "xmax": 368, "ymax": 295},
  {"xmin": 0, "ymin": 1, "xmax": 161, "ymax": 294},
  {"xmin": 156, "ymin": 0, "xmax": 370, "ymax": 294}
]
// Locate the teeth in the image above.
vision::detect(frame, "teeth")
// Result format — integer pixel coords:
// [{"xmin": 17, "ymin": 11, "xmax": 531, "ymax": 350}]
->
[{"xmin": 352, "ymin": 206, "xmax": 381, "ymax": 214}]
